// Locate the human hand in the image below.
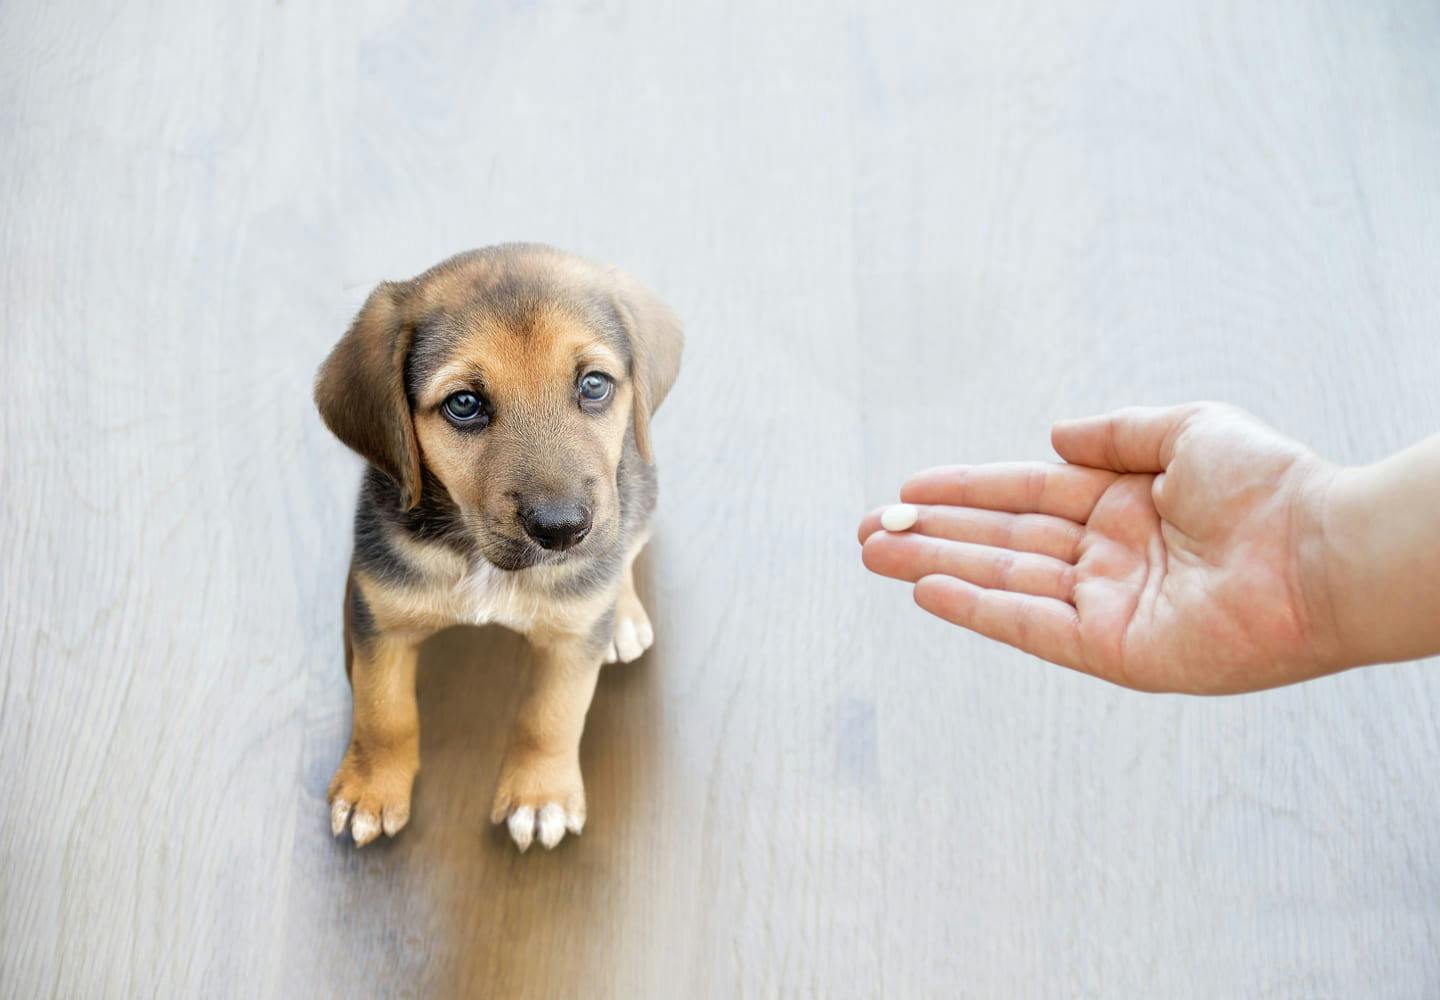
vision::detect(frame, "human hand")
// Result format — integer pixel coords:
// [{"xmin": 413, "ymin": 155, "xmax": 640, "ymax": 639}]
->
[{"xmin": 859, "ymin": 403, "xmax": 1347, "ymax": 693}]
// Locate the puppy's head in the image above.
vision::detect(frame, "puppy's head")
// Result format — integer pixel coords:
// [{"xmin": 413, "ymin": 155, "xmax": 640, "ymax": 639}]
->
[{"xmin": 315, "ymin": 244, "xmax": 682, "ymax": 570}]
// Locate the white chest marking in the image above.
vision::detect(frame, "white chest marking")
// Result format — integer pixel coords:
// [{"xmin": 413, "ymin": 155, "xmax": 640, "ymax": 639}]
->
[{"xmin": 457, "ymin": 562, "xmax": 548, "ymax": 631}]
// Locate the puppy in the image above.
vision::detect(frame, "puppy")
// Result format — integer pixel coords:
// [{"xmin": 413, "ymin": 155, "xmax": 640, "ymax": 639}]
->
[{"xmin": 313, "ymin": 244, "xmax": 682, "ymax": 851}]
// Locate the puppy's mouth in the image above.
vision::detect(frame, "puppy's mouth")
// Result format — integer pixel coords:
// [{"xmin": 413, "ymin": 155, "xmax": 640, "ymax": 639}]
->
[
  {"xmin": 464, "ymin": 508, "xmax": 611, "ymax": 572},
  {"xmin": 481, "ymin": 535, "xmax": 549, "ymax": 572},
  {"xmin": 475, "ymin": 527, "xmax": 598, "ymax": 572}
]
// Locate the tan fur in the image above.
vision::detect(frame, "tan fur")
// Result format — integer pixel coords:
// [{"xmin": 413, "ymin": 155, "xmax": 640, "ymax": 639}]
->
[
  {"xmin": 328, "ymin": 634, "xmax": 421, "ymax": 845},
  {"xmin": 489, "ymin": 636, "xmax": 603, "ymax": 832},
  {"xmin": 408, "ymin": 307, "xmax": 633, "ymax": 558},
  {"xmin": 315, "ymin": 244, "xmax": 682, "ymax": 851}
]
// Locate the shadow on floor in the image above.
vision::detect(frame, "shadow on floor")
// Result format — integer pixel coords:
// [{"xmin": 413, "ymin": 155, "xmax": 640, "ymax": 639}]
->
[{"xmin": 298, "ymin": 552, "xmax": 668, "ymax": 996}]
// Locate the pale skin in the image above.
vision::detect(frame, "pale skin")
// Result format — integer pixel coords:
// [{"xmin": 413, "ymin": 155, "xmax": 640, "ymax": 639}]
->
[{"xmin": 859, "ymin": 402, "xmax": 1440, "ymax": 694}]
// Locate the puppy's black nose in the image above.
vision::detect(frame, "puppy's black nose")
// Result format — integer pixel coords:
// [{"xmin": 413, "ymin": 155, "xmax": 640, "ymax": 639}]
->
[{"xmin": 520, "ymin": 498, "xmax": 593, "ymax": 551}]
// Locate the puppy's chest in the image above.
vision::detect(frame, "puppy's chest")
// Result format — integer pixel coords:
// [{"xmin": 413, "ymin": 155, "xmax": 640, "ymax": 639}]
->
[
  {"xmin": 456, "ymin": 563, "xmax": 549, "ymax": 630},
  {"xmin": 381, "ymin": 530, "xmax": 602, "ymax": 636}
]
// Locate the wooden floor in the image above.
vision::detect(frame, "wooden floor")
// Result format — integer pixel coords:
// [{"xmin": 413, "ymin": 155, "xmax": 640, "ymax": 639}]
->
[{"xmin": 4, "ymin": 1, "xmax": 1440, "ymax": 996}]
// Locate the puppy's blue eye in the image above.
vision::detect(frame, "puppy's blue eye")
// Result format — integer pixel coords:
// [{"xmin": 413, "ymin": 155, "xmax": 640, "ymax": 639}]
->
[
  {"xmin": 578, "ymin": 373, "xmax": 612, "ymax": 404},
  {"xmin": 443, "ymin": 391, "xmax": 488, "ymax": 426}
]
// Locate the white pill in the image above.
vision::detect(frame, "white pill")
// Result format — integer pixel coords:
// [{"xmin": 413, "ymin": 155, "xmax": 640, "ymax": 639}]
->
[{"xmin": 881, "ymin": 503, "xmax": 918, "ymax": 532}]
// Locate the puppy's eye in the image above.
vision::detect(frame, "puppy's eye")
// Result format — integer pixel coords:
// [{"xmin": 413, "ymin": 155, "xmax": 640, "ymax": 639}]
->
[
  {"xmin": 578, "ymin": 372, "xmax": 613, "ymax": 405},
  {"xmin": 442, "ymin": 391, "xmax": 490, "ymax": 427}
]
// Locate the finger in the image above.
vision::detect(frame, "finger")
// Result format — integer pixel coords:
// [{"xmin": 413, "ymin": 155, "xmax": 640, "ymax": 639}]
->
[
  {"xmin": 911, "ymin": 506, "xmax": 1084, "ymax": 561},
  {"xmin": 858, "ymin": 506, "xmax": 887, "ymax": 544},
  {"xmin": 913, "ymin": 575, "xmax": 1090, "ymax": 675},
  {"xmin": 864, "ymin": 533, "xmax": 1076, "ymax": 601},
  {"xmin": 901, "ymin": 463, "xmax": 1118, "ymax": 522},
  {"xmin": 1151, "ymin": 472, "xmax": 1168, "ymax": 508},
  {"xmin": 1050, "ymin": 404, "xmax": 1207, "ymax": 473},
  {"xmin": 860, "ymin": 504, "xmax": 1083, "ymax": 560}
]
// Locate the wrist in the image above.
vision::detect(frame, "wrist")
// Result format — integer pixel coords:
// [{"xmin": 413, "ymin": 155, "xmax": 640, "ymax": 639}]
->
[
  {"xmin": 1292, "ymin": 460, "xmax": 1354, "ymax": 673},
  {"xmin": 1311, "ymin": 442, "xmax": 1440, "ymax": 669},
  {"xmin": 1301, "ymin": 463, "xmax": 1370, "ymax": 671}
]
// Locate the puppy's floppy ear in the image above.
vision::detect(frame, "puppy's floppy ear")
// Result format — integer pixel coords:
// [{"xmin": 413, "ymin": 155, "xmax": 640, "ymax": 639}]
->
[
  {"xmin": 314, "ymin": 281, "xmax": 423, "ymax": 509},
  {"xmin": 612, "ymin": 271, "xmax": 683, "ymax": 464}
]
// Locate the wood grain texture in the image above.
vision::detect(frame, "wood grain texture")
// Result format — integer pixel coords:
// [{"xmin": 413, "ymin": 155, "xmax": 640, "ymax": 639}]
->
[{"xmin": 3, "ymin": 0, "xmax": 1439, "ymax": 996}]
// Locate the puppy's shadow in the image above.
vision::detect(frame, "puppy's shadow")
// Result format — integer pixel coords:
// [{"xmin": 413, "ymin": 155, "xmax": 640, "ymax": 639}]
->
[{"xmin": 403, "ymin": 550, "xmax": 667, "ymax": 996}]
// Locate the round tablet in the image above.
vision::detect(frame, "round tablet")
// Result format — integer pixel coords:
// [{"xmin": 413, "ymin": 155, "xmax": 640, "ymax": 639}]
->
[{"xmin": 881, "ymin": 503, "xmax": 918, "ymax": 532}]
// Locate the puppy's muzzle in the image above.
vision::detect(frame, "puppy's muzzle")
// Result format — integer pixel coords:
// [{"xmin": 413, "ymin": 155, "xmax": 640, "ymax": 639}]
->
[{"xmin": 519, "ymin": 497, "xmax": 593, "ymax": 551}]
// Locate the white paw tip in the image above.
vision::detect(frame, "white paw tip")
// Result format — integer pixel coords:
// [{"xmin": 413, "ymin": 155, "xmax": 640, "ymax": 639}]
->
[
  {"xmin": 565, "ymin": 809, "xmax": 586, "ymax": 835},
  {"xmin": 382, "ymin": 808, "xmax": 408, "ymax": 837},
  {"xmin": 538, "ymin": 803, "xmax": 567, "ymax": 849},
  {"xmin": 881, "ymin": 504, "xmax": 919, "ymax": 532},
  {"xmin": 615, "ymin": 619, "xmax": 640, "ymax": 659},
  {"xmin": 330, "ymin": 799, "xmax": 351, "ymax": 838},
  {"xmin": 507, "ymin": 806, "xmax": 535, "ymax": 851},
  {"xmin": 350, "ymin": 809, "xmax": 380, "ymax": 847},
  {"xmin": 636, "ymin": 620, "xmax": 654, "ymax": 648}
]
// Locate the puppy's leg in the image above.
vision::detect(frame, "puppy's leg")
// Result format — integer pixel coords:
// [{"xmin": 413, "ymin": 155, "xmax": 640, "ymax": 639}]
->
[
  {"xmin": 329, "ymin": 627, "xmax": 422, "ymax": 847},
  {"xmin": 491, "ymin": 633, "xmax": 604, "ymax": 851},
  {"xmin": 605, "ymin": 547, "xmax": 654, "ymax": 664}
]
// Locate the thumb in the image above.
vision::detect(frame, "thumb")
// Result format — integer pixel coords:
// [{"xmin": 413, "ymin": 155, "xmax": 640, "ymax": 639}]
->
[{"xmin": 1050, "ymin": 404, "xmax": 1203, "ymax": 473}]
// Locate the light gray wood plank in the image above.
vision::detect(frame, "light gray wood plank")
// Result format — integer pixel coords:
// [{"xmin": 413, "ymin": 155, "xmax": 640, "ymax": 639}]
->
[{"xmin": 2, "ymin": 0, "xmax": 1437, "ymax": 997}]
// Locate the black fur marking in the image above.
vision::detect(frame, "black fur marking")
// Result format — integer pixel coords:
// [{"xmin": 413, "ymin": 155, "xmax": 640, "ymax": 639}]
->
[
  {"xmin": 347, "ymin": 576, "xmax": 377, "ymax": 645},
  {"xmin": 353, "ymin": 245, "xmax": 659, "ymax": 607},
  {"xmin": 352, "ymin": 486, "xmax": 421, "ymax": 583},
  {"xmin": 582, "ymin": 292, "xmax": 634, "ymax": 370},
  {"xmin": 402, "ymin": 252, "xmax": 635, "ymax": 404},
  {"xmin": 617, "ymin": 430, "xmax": 659, "ymax": 536},
  {"xmin": 484, "ymin": 534, "xmax": 544, "ymax": 572},
  {"xmin": 550, "ymin": 546, "xmax": 623, "ymax": 600},
  {"xmin": 395, "ymin": 469, "xmax": 473, "ymax": 549},
  {"xmin": 404, "ymin": 314, "xmax": 469, "ymax": 403},
  {"xmin": 352, "ymin": 467, "xmax": 474, "ymax": 584}
]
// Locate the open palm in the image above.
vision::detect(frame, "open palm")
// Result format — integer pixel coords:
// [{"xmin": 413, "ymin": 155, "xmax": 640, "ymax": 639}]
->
[{"xmin": 860, "ymin": 404, "xmax": 1340, "ymax": 693}]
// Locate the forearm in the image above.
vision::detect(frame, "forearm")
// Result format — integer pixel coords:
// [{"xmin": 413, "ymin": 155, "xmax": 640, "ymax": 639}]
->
[{"xmin": 1321, "ymin": 433, "xmax": 1440, "ymax": 668}]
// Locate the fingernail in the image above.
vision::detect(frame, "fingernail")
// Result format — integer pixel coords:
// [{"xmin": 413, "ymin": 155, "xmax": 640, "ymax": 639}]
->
[{"xmin": 881, "ymin": 504, "xmax": 918, "ymax": 532}]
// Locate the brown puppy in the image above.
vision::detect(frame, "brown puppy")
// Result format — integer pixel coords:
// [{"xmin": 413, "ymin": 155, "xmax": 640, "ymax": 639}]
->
[{"xmin": 314, "ymin": 244, "xmax": 682, "ymax": 851}]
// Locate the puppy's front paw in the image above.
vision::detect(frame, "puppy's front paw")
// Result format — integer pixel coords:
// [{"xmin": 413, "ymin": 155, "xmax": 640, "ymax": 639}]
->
[
  {"xmin": 490, "ymin": 752, "xmax": 586, "ymax": 852},
  {"xmin": 328, "ymin": 744, "xmax": 417, "ymax": 847},
  {"xmin": 605, "ymin": 596, "xmax": 654, "ymax": 664}
]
